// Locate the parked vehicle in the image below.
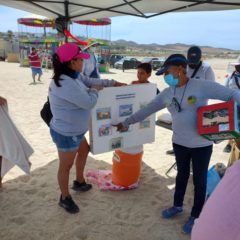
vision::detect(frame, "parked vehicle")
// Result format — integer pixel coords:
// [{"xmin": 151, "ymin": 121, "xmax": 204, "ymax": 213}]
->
[
  {"xmin": 152, "ymin": 57, "xmax": 166, "ymax": 70},
  {"xmin": 142, "ymin": 57, "xmax": 159, "ymax": 64},
  {"xmin": 109, "ymin": 54, "xmax": 124, "ymax": 67},
  {"xmin": 114, "ymin": 57, "xmax": 141, "ymax": 70}
]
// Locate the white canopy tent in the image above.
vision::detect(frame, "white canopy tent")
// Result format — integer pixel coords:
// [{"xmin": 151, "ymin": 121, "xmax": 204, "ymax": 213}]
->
[{"xmin": 0, "ymin": 0, "xmax": 240, "ymax": 21}]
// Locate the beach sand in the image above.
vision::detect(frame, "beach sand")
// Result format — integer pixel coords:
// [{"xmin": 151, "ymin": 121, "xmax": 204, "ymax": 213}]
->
[{"xmin": 0, "ymin": 59, "xmax": 231, "ymax": 240}]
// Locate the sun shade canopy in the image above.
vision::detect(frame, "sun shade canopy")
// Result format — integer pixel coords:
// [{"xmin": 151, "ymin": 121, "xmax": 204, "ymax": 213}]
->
[{"xmin": 0, "ymin": 0, "xmax": 240, "ymax": 20}]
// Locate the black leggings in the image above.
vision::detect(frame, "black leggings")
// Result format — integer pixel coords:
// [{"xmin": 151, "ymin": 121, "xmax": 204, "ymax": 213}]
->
[{"xmin": 173, "ymin": 143, "xmax": 213, "ymax": 218}]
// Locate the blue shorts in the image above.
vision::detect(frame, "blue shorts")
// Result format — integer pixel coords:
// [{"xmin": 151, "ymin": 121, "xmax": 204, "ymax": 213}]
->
[
  {"xmin": 50, "ymin": 128, "xmax": 85, "ymax": 152},
  {"xmin": 31, "ymin": 67, "xmax": 42, "ymax": 75}
]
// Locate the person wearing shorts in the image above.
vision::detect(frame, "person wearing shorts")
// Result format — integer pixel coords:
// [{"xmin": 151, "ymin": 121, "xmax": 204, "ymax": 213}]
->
[
  {"xmin": 49, "ymin": 43, "xmax": 125, "ymax": 214},
  {"xmin": 28, "ymin": 47, "xmax": 42, "ymax": 83}
]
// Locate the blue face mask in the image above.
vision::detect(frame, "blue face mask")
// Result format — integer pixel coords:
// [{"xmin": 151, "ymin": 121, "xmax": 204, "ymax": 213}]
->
[{"xmin": 164, "ymin": 74, "xmax": 179, "ymax": 86}]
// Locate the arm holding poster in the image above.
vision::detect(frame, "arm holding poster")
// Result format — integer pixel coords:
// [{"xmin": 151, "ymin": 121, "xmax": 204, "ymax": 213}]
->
[{"xmin": 113, "ymin": 93, "xmax": 165, "ymax": 132}]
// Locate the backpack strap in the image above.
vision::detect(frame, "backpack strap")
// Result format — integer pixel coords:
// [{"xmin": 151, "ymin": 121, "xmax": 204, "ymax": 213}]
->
[
  {"xmin": 234, "ymin": 74, "xmax": 240, "ymax": 89},
  {"xmin": 190, "ymin": 61, "xmax": 202, "ymax": 78}
]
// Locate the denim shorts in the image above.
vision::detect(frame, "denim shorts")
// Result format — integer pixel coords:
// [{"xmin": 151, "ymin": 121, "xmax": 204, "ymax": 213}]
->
[
  {"xmin": 31, "ymin": 67, "xmax": 42, "ymax": 75},
  {"xmin": 50, "ymin": 128, "xmax": 85, "ymax": 152}
]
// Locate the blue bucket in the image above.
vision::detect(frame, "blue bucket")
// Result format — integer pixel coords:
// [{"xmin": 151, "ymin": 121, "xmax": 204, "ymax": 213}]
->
[{"xmin": 206, "ymin": 165, "xmax": 221, "ymax": 199}]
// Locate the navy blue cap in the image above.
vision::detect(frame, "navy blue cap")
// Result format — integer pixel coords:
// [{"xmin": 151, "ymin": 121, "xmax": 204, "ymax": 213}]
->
[
  {"xmin": 156, "ymin": 54, "xmax": 188, "ymax": 76},
  {"xmin": 187, "ymin": 46, "xmax": 202, "ymax": 64}
]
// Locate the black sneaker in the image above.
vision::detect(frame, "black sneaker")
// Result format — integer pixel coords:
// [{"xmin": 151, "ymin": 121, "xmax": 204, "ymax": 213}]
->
[
  {"xmin": 72, "ymin": 180, "xmax": 92, "ymax": 192},
  {"xmin": 58, "ymin": 195, "xmax": 79, "ymax": 214},
  {"xmin": 166, "ymin": 149, "xmax": 175, "ymax": 155},
  {"xmin": 223, "ymin": 144, "xmax": 232, "ymax": 153}
]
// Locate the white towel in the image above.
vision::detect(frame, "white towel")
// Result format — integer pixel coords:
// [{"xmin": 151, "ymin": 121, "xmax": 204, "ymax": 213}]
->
[{"xmin": 0, "ymin": 104, "xmax": 33, "ymax": 177}]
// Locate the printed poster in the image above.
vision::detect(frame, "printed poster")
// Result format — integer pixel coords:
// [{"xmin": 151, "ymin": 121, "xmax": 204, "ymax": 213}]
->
[{"xmin": 89, "ymin": 84, "xmax": 157, "ymax": 154}]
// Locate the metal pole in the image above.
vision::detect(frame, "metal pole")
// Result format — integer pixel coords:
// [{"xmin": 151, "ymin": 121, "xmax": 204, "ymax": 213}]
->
[{"xmin": 64, "ymin": 0, "xmax": 69, "ymax": 43}]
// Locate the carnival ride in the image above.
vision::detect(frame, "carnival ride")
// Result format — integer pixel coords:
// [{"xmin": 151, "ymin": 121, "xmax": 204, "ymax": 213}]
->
[
  {"xmin": 17, "ymin": 15, "xmax": 112, "ymax": 72},
  {"xmin": 74, "ymin": 18, "xmax": 112, "ymax": 72},
  {"xmin": 18, "ymin": 16, "xmax": 60, "ymax": 67}
]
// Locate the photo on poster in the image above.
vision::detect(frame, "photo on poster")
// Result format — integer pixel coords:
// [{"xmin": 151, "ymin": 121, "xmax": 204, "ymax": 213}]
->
[
  {"xmin": 119, "ymin": 104, "xmax": 133, "ymax": 117},
  {"xmin": 96, "ymin": 107, "xmax": 111, "ymax": 120},
  {"xmin": 109, "ymin": 137, "xmax": 123, "ymax": 150},
  {"xmin": 98, "ymin": 124, "xmax": 113, "ymax": 137},
  {"xmin": 139, "ymin": 119, "xmax": 150, "ymax": 129},
  {"xmin": 202, "ymin": 108, "xmax": 229, "ymax": 127}
]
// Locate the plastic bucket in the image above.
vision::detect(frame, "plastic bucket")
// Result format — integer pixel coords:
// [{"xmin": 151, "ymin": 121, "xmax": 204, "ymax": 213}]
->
[{"xmin": 112, "ymin": 149, "xmax": 143, "ymax": 187}]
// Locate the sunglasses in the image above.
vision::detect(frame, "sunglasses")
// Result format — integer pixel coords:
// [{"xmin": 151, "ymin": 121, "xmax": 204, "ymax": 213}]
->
[{"xmin": 171, "ymin": 97, "xmax": 182, "ymax": 112}]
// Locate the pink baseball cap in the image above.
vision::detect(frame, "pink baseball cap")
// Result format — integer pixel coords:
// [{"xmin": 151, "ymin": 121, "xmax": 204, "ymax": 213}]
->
[{"xmin": 56, "ymin": 43, "xmax": 90, "ymax": 63}]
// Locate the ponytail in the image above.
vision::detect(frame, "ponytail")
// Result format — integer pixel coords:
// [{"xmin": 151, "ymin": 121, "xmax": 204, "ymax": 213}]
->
[{"xmin": 52, "ymin": 53, "xmax": 71, "ymax": 87}]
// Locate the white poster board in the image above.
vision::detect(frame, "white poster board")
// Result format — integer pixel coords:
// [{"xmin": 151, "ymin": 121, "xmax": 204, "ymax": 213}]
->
[{"xmin": 89, "ymin": 84, "xmax": 157, "ymax": 154}]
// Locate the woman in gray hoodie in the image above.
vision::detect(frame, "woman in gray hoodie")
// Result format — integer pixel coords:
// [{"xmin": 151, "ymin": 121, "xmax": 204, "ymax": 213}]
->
[{"xmin": 49, "ymin": 43, "xmax": 124, "ymax": 214}]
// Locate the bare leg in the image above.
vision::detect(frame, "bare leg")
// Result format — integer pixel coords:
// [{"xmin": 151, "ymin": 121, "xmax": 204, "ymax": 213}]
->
[
  {"xmin": 75, "ymin": 138, "xmax": 90, "ymax": 183},
  {"xmin": 57, "ymin": 150, "xmax": 77, "ymax": 199},
  {"xmin": 38, "ymin": 73, "xmax": 42, "ymax": 81},
  {"xmin": 32, "ymin": 73, "xmax": 36, "ymax": 83},
  {"xmin": 0, "ymin": 156, "xmax": 2, "ymax": 188}
]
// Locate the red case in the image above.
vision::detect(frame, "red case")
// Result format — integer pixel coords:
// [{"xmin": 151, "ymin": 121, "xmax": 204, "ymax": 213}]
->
[{"xmin": 197, "ymin": 101, "xmax": 240, "ymax": 141}]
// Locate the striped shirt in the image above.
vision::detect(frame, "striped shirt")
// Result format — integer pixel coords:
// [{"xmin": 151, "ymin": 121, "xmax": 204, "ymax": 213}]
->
[{"xmin": 28, "ymin": 52, "xmax": 41, "ymax": 68}]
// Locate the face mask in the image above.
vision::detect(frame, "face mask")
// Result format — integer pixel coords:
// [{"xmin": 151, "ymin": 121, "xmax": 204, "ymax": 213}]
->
[
  {"xmin": 235, "ymin": 65, "xmax": 240, "ymax": 73},
  {"xmin": 164, "ymin": 74, "xmax": 179, "ymax": 86}
]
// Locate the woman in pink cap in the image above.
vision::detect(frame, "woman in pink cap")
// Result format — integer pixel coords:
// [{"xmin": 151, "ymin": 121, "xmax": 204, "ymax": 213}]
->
[{"xmin": 49, "ymin": 43, "xmax": 124, "ymax": 214}]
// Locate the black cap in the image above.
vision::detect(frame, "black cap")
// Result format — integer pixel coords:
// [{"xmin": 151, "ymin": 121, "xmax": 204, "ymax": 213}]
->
[
  {"xmin": 187, "ymin": 46, "xmax": 202, "ymax": 65},
  {"xmin": 156, "ymin": 54, "xmax": 188, "ymax": 76}
]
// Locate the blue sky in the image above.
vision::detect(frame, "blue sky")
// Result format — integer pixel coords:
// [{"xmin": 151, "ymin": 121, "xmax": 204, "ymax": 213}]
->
[{"xmin": 0, "ymin": 5, "xmax": 240, "ymax": 50}]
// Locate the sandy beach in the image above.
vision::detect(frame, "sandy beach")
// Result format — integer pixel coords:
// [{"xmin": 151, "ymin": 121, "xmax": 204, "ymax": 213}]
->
[{"xmin": 0, "ymin": 58, "xmax": 232, "ymax": 240}]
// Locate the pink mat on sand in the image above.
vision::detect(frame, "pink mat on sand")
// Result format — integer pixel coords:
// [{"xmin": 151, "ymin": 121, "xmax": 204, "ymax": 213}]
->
[{"xmin": 86, "ymin": 169, "xmax": 139, "ymax": 191}]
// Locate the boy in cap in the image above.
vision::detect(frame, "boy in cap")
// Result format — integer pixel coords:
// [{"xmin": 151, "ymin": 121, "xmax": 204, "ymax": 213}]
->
[
  {"xmin": 187, "ymin": 46, "xmax": 215, "ymax": 82},
  {"xmin": 113, "ymin": 53, "xmax": 240, "ymax": 234}
]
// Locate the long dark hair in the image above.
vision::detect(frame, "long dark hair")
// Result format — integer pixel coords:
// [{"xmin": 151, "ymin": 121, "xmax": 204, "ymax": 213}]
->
[{"xmin": 52, "ymin": 53, "xmax": 75, "ymax": 87}]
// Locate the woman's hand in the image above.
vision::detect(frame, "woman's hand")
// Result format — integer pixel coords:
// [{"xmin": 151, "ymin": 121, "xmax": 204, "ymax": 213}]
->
[
  {"xmin": 112, "ymin": 123, "xmax": 129, "ymax": 132},
  {"xmin": 0, "ymin": 96, "xmax": 7, "ymax": 106},
  {"xmin": 113, "ymin": 81, "xmax": 127, "ymax": 87}
]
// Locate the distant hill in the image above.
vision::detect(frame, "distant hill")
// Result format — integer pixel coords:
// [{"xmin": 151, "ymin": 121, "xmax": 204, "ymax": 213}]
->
[{"xmin": 111, "ymin": 39, "xmax": 239, "ymax": 58}]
